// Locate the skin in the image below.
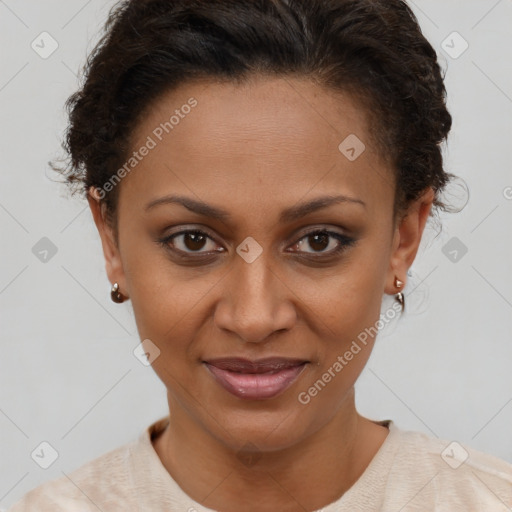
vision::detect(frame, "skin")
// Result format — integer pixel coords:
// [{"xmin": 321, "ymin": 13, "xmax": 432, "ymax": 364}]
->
[{"xmin": 88, "ymin": 76, "xmax": 434, "ymax": 512}]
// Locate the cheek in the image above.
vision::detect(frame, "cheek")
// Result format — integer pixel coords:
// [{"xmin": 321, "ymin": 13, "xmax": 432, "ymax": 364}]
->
[
  {"xmin": 121, "ymin": 225, "xmax": 206, "ymax": 318},
  {"xmin": 129, "ymin": 267, "xmax": 216, "ymax": 347},
  {"xmin": 124, "ymin": 262, "xmax": 237, "ymax": 397},
  {"xmin": 294, "ymin": 262, "xmax": 387, "ymax": 416},
  {"xmin": 300, "ymin": 243, "xmax": 389, "ymax": 336},
  {"xmin": 295, "ymin": 237, "xmax": 390, "ymax": 395}
]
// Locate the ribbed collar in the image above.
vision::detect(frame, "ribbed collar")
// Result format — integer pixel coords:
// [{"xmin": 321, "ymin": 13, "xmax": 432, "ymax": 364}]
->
[{"xmin": 127, "ymin": 416, "xmax": 399, "ymax": 511}]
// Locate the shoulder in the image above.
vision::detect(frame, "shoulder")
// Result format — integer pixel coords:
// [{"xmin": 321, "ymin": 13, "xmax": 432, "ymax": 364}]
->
[
  {"xmin": 386, "ymin": 423, "xmax": 512, "ymax": 509},
  {"xmin": 6, "ymin": 416, "xmax": 173, "ymax": 512},
  {"xmin": 6, "ymin": 439, "xmax": 138, "ymax": 511}
]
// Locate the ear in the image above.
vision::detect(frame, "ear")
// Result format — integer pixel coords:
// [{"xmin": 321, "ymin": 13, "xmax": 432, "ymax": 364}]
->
[
  {"xmin": 87, "ymin": 186, "xmax": 129, "ymax": 299},
  {"xmin": 385, "ymin": 187, "xmax": 435, "ymax": 295}
]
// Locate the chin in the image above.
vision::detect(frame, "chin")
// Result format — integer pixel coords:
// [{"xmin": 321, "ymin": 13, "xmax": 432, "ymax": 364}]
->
[{"xmin": 202, "ymin": 400, "xmax": 319, "ymax": 453}]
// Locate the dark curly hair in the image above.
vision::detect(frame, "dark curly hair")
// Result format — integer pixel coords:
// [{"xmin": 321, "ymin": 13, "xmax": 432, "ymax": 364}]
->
[{"xmin": 52, "ymin": 0, "xmax": 453, "ymax": 234}]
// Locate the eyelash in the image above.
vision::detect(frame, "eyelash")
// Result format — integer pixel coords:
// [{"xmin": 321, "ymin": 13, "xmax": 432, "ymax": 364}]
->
[{"xmin": 157, "ymin": 228, "xmax": 356, "ymax": 261}]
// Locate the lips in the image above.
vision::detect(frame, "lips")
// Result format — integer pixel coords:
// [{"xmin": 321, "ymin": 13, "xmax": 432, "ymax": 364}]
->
[{"xmin": 204, "ymin": 357, "xmax": 308, "ymax": 400}]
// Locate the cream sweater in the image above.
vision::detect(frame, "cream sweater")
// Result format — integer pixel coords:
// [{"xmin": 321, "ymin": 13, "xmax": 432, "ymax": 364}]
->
[{"xmin": 6, "ymin": 416, "xmax": 512, "ymax": 511}]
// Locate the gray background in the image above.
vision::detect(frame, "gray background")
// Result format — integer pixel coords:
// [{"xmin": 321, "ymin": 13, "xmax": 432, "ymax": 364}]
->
[{"xmin": 1, "ymin": 0, "xmax": 511, "ymax": 508}]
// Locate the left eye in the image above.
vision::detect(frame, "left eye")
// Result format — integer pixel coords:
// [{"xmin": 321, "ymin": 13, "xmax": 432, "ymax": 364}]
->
[{"xmin": 288, "ymin": 230, "xmax": 353, "ymax": 254}]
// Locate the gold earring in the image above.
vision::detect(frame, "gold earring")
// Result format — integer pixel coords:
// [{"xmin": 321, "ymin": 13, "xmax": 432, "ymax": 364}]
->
[
  {"xmin": 394, "ymin": 276, "xmax": 404, "ymax": 312},
  {"xmin": 110, "ymin": 282, "xmax": 126, "ymax": 303}
]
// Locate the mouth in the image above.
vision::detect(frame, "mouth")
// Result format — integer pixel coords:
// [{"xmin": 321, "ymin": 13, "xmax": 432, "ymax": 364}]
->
[{"xmin": 203, "ymin": 357, "xmax": 309, "ymax": 400}]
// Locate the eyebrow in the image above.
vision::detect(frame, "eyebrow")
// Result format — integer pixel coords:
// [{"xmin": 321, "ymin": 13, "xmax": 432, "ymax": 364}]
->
[{"xmin": 144, "ymin": 193, "xmax": 365, "ymax": 223}]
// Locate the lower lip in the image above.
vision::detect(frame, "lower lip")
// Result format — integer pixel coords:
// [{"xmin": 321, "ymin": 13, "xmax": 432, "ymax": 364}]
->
[{"xmin": 204, "ymin": 363, "xmax": 307, "ymax": 400}]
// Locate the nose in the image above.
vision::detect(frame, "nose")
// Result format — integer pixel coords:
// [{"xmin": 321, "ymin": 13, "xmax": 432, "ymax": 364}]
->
[{"xmin": 213, "ymin": 253, "xmax": 297, "ymax": 344}]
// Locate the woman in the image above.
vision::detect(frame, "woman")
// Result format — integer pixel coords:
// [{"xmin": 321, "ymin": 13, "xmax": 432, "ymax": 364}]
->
[{"xmin": 8, "ymin": 0, "xmax": 512, "ymax": 510}]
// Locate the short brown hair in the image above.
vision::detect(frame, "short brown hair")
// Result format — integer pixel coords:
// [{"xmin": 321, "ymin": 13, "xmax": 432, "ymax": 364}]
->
[{"xmin": 52, "ymin": 0, "xmax": 453, "ymax": 230}]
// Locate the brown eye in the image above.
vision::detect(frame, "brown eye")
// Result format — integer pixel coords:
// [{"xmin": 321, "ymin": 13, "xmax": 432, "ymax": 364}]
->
[
  {"xmin": 290, "ymin": 230, "xmax": 355, "ymax": 255},
  {"xmin": 163, "ymin": 230, "xmax": 222, "ymax": 254},
  {"xmin": 182, "ymin": 232, "xmax": 207, "ymax": 251},
  {"xmin": 306, "ymin": 233, "xmax": 330, "ymax": 252}
]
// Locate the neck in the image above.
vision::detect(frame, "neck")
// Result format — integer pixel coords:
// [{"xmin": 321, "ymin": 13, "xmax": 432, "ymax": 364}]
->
[{"xmin": 152, "ymin": 389, "xmax": 389, "ymax": 512}]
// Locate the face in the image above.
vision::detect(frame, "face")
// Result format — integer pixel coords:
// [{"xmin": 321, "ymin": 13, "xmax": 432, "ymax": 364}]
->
[{"xmin": 90, "ymin": 76, "xmax": 432, "ymax": 452}]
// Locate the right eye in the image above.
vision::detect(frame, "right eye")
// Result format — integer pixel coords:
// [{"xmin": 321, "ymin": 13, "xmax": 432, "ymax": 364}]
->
[{"xmin": 160, "ymin": 230, "xmax": 225, "ymax": 255}]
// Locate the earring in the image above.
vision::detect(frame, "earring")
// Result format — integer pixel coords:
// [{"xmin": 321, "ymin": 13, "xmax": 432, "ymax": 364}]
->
[
  {"xmin": 394, "ymin": 276, "xmax": 405, "ymax": 312},
  {"xmin": 110, "ymin": 282, "xmax": 126, "ymax": 303}
]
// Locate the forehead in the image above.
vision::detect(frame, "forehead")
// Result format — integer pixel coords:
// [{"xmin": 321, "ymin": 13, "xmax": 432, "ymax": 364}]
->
[{"xmin": 120, "ymin": 76, "xmax": 394, "ymax": 220}]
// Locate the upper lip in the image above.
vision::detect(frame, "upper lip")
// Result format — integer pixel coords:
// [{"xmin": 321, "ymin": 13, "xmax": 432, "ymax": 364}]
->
[{"xmin": 204, "ymin": 357, "xmax": 308, "ymax": 374}]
